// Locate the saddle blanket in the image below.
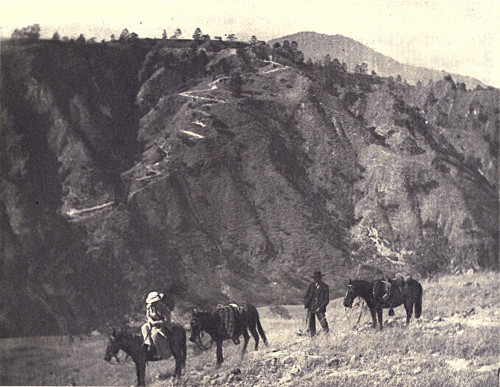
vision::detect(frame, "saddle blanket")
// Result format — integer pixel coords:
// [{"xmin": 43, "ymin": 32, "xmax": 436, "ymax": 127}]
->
[{"xmin": 216, "ymin": 303, "xmax": 243, "ymax": 339}]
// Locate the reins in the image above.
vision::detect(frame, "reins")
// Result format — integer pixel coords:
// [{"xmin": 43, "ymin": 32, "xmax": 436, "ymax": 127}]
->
[
  {"xmin": 107, "ymin": 353, "xmax": 130, "ymax": 366},
  {"xmin": 194, "ymin": 330, "xmax": 213, "ymax": 350},
  {"xmin": 344, "ymin": 297, "xmax": 365, "ymax": 329}
]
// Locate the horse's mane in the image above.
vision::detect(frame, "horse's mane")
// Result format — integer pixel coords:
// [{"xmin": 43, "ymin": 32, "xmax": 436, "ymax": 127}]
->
[
  {"xmin": 193, "ymin": 309, "xmax": 212, "ymax": 316},
  {"xmin": 114, "ymin": 330, "xmax": 143, "ymax": 344},
  {"xmin": 351, "ymin": 279, "xmax": 371, "ymax": 285},
  {"xmin": 350, "ymin": 279, "xmax": 374, "ymax": 288}
]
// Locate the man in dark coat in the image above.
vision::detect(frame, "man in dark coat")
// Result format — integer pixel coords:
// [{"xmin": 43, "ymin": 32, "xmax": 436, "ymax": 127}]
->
[{"xmin": 303, "ymin": 271, "xmax": 330, "ymax": 336}]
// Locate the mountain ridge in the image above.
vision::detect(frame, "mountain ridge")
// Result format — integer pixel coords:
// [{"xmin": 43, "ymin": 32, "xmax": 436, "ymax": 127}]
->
[{"xmin": 269, "ymin": 31, "xmax": 488, "ymax": 89}]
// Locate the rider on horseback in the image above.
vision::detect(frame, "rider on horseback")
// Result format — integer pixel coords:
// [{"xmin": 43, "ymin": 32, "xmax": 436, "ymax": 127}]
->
[{"xmin": 141, "ymin": 291, "xmax": 173, "ymax": 356}]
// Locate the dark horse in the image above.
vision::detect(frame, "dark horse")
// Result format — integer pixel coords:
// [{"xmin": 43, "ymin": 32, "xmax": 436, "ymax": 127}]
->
[
  {"xmin": 104, "ymin": 325, "xmax": 187, "ymax": 386},
  {"xmin": 189, "ymin": 303, "xmax": 268, "ymax": 365},
  {"xmin": 343, "ymin": 278, "xmax": 423, "ymax": 329}
]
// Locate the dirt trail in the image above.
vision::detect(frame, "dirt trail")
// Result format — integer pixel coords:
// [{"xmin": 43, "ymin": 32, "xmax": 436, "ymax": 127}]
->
[{"xmin": 64, "ymin": 201, "xmax": 114, "ymax": 219}]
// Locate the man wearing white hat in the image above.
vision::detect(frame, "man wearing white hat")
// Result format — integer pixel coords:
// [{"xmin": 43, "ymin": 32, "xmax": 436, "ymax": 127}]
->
[{"xmin": 141, "ymin": 291, "xmax": 173, "ymax": 357}]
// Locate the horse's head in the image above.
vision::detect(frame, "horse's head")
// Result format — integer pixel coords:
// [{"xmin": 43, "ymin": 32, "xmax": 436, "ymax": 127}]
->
[
  {"xmin": 104, "ymin": 329, "xmax": 120, "ymax": 362},
  {"xmin": 189, "ymin": 308, "xmax": 206, "ymax": 343},
  {"xmin": 343, "ymin": 279, "xmax": 356, "ymax": 308}
]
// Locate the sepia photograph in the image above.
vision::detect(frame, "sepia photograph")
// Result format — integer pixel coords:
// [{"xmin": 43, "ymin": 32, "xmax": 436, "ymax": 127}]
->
[{"xmin": 0, "ymin": 0, "xmax": 498, "ymax": 385}]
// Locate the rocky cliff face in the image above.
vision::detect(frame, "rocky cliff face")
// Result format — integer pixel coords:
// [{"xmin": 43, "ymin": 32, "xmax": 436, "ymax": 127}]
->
[{"xmin": 1, "ymin": 39, "xmax": 498, "ymax": 336}]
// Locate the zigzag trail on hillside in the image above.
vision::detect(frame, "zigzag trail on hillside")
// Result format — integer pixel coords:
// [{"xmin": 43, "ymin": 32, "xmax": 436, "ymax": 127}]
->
[
  {"xmin": 63, "ymin": 201, "xmax": 115, "ymax": 220},
  {"xmin": 178, "ymin": 76, "xmax": 228, "ymax": 103},
  {"xmin": 178, "ymin": 59, "xmax": 288, "ymax": 102},
  {"xmin": 63, "ymin": 73, "xmax": 238, "ymax": 219}
]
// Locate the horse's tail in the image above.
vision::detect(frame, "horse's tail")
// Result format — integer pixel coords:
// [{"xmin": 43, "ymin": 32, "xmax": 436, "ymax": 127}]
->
[
  {"xmin": 415, "ymin": 283, "xmax": 423, "ymax": 319},
  {"xmin": 255, "ymin": 311, "xmax": 268, "ymax": 345}
]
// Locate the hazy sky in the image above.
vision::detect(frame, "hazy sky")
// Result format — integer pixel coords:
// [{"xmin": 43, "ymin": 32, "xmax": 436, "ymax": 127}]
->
[{"xmin": 1, "ymin": 0, "xmax": 499, "ymax": 87}]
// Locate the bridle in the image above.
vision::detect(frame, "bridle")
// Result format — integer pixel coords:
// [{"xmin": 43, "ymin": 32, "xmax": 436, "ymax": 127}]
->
[
  {"xmin": 191, "ymin": 314, "xmax": 213, "ymax": 350},
  {"xmin": 344, "ymin": 285, "xmax": 365, "ymax": 329},
  {"xmin": 105, "ymin": 337, "xmax": 130, "ymax": 365}
]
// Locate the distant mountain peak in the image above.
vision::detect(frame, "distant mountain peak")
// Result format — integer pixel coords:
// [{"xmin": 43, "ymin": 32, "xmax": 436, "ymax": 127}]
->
[{"xmin": 270, "ymin": 31, "xmax": 487, "ymax": 88}]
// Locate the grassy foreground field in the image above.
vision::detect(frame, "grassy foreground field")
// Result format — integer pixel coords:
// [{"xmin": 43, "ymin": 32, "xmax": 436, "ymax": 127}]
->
[{"xmin": 1, "ymin": 272, "xmax": 498, "ymax": 386}]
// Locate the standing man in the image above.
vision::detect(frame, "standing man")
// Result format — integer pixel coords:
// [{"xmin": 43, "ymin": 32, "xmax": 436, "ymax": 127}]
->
[{"xmin": 304, "ymin": 271, "xmax": 330, "ymax": 336}]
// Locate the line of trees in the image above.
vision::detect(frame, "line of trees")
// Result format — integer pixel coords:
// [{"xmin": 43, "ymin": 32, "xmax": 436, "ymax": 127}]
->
[
  {"xmin": 10, "ymin": 24, "xmax": 41, "ymax": 41},
  {"xmin": 10, "ymin": 23, "xmax": 244, "ymax": 44},
  {"xmin": 272, "ymin": 40, "xmax": 305, "ymax": 65}
]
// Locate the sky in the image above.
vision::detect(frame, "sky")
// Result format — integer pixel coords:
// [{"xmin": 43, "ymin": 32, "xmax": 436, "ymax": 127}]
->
[{"xmin": 1, "ymin": 0, "xmax": 499, "ymax": 87}]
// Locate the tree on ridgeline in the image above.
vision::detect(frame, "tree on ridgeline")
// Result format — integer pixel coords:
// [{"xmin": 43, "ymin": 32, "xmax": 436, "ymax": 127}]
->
[
  {"xmin": 324, "ymin": 54, "xmax": 332, "ymax": 66},
  {"xmin": 52, "ymin": 32, "xmax": 60, "ymax": 41},
  {"xmin": 193, "ymin": 27, "xmax": 203, "ymax": 40},
  {"xmin": 11, "ymin": 24, "xmax": 41, "ymax": 41},
  {"xmin": 76, "ymin": 34, "xmax": 86, "ymax": 43},
  {"xmin": 227, "ymin": 33, "xmax": 237, "ymax": 41},
  {"xmin": 272, "ymin": 39, "xmax": 305, "ymax": 65},
  {"xmin": 291, "ymin": 41, "xmax": 304, "ymax": 63},
  {"xmin": 119, "ymin": 28, "xmax": 130, "ymax": 41},
  {"xmin": 237, "ymin": 47, "xmax": 252, "ymax": 65},
  {"xmin": 162, "ymin": 29, "xmax": 168, "ymax": 39},
  {"xmin": 250, "ymin": 35, "xmax": 258, "ymax": 45},
  {"xmin": 171, "ymin": 28, "xmax": 182, "ymax": 39},
  {"xmin": 354, "ymin": 62, "xmax": 368, "ymax": 74},
  {"xmin": 110, "ymin": 34, "xmax": 116, "ymax": 41}
]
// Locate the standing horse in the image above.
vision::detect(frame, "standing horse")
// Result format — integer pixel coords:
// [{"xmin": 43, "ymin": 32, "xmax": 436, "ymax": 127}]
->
[
  {"xmin": 104, "ymin": 325, "xmax": 187, "ymax": 386},
  {"xmin": 343, "ymin": 279, "xmax": 423, "ymax": 329},
  {"xmin": 189, "ymin": 303, "xmax": 268, "ymax": 365}
]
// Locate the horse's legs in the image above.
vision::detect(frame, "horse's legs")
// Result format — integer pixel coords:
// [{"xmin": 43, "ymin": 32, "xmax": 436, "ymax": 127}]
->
[
  {"xmin": 136, "ymin": 359, "xmax": 146, "ymax": 386},
  {"xmin": 369, "ymin": 308, "xmax": 377, "ymax": 328},
  {"xmin": 241, "ymin": 328, "xmax": 250, "ymax": 354},
  {"xmin": 171, "ymin": 345, "xmax": 181, "ymax": 378},
  {"xmin": 404, "ymin": 302, "xmax": 413, "ymax": 326},
  {"xmin": 376, "ymin": 308, "xmax": 383, "ymax": 330},
  {"xmin": 173, "ymin": 355, "xmax": 182, "ymax": 378},
  {"xmin": 248, "ymin": 324, "xmax": 259, "ymax": 351},
  {"xmin": 216, "ymin": 340, "xmax": 223, "ymax": 365}
]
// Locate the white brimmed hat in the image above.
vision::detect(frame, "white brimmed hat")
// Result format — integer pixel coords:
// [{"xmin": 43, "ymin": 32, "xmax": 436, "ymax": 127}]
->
[{"xmin": 146, "ymin": 291, "xmax": 163, "ymax": 304}]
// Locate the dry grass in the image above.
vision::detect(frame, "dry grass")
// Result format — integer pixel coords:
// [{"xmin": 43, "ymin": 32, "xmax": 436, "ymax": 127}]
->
[{"xmin": 1, "ymin": 272, "xmax": 498, "ymax": 386}]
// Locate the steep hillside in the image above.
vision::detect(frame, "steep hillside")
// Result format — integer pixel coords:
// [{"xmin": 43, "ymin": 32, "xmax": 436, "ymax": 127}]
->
[
  {"xmin": 270, "ymin": 32, "xmax": 487, "ymax": 88},
  {"xmin": 1, "ymin": 39, "xmax": 498, "ymax": 337}
]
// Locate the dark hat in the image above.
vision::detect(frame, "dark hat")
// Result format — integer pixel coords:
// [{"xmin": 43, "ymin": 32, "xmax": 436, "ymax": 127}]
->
[{"xmin": 313, "ymin": 271, "xmax": 324, "ymax": 278}]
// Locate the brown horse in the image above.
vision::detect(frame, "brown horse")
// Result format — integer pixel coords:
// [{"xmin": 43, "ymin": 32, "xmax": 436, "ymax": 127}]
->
[
  {"xmin": 104, "ymin": 326, "xmax": 186, "ymax": 386},
  {"xmin": 343, "ymin": 279, "xmax": 423, "ymax": 329},
  {"xmin": 189, "ymin": 303, "xmax": 268, "ymax": 365}
]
